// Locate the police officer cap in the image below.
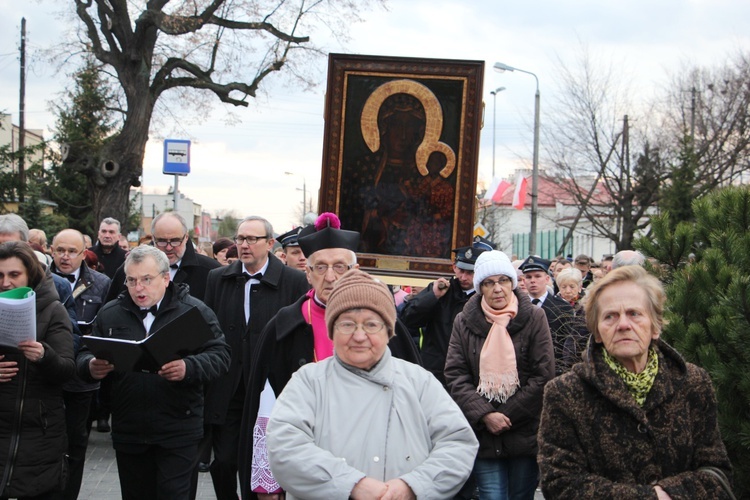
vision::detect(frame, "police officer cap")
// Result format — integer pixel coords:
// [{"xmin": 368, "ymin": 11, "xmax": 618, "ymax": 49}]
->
[
  {"xmin": 472, "ymin": 235, "xmax": 496, "ymax": 252},
  {"xmin": 453, "ymin": 237, "xmax": 495, "ymax": 271},
  {"xmin": 277, "ymin": 226, "xmax": 304, "ymax": 248},
  {"xmin": 519, "ymin": 256, "xmax": 551, "ymax": 274}
]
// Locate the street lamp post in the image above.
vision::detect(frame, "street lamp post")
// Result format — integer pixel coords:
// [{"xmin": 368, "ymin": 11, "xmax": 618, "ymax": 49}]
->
[
  {"xmin": 494, "ymin": 61, "xmax": 541, "ymax": 256},
  {"xmin": 490, "ymin": 86, "xmax": 506, "ymax": 178},
  {"xmin": 284, "ymin": 171, "xmax": 307, "ymax": 213}
]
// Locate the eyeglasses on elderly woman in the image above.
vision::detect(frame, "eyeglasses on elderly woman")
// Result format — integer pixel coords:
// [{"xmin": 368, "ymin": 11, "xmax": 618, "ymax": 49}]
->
[{"xmin": 333, "ymin": 320, "xmax": 386, "ymax": 335}]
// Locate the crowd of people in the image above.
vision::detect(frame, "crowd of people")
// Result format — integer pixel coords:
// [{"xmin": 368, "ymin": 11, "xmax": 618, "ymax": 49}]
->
[{"xmin": 0, "ymin": 210, "xmax": 735, "ymax": 500}]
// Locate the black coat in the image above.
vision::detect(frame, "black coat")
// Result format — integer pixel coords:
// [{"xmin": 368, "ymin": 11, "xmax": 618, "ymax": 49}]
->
[
  {"xmin": 540, "ymin": 293, "xmax": 588, "ymax": 375},
  {"xmin": 106, "ymin": 240, "xmax": 220, "ymax": 303},
  {"xmin": 76, "ymin": 282, "xmax": 230, "ymax": 449},
  {"xmin": 0, "ymin": 275, "xmax": 75, "ymax": 498},
  {"xmin": 90, "ymin": 242, "xmax": 126, "ymax": 279},
  {"xmin": 399, "ymin": 277, "xmax": 474, "ymax": 385},
  {"xmin": 202, "ymin": 254, "xmax": 309, "ymax": 425},
  {"xmin": 238, "ymin": 293, "xmax": 422, "ymax": 499}
]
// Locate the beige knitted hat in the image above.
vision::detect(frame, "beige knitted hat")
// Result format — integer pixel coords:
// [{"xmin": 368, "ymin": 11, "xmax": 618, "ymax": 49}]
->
[{"xmin": 325, "ymin": 268, "xmax": 396, "ymax": 339}]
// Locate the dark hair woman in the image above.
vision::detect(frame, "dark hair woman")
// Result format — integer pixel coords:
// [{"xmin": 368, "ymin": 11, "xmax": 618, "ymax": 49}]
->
[
  {"xmin": 538, "ymin": 265, "xmax": 733, "ymax": 499},
  {"xmin": 0, "ymin": 241, "xmax": 76, "ymax": 498}
]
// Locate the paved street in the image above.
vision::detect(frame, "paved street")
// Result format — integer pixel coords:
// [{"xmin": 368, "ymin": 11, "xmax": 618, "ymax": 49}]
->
[{"xmin": 79, "ymin": 430, "xmax": 217, "ymax": 499}]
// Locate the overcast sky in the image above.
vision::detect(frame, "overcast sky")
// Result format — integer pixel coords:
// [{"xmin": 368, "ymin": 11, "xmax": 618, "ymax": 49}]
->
[{"xmin": 1, "ymin": 0, "xmax": 749, "ymax": 233}]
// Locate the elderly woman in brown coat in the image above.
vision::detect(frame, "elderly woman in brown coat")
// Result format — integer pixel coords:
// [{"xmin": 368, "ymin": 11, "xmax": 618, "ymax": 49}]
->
[{"xmin": 538, "ymin": 265, "xmax": 733, "ymax": 499}]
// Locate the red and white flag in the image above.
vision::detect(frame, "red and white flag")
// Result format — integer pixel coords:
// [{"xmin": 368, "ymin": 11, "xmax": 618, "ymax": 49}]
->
[
  {"xmin": 512, "ymin": 172, "xmax": 528, "ymax": 210},
  {"xmin": 484, "ymin": 177, "xmax": 512, "ymax": 202}
]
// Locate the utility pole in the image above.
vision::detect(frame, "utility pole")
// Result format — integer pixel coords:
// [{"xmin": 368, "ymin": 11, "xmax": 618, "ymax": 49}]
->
[
  {"xmin": 690, "ymin": 86, "xmax": 697, "ymax": 141},
  {"xmin": 18, "ymin": 17, "xmax": 26, "ymax": 203}
]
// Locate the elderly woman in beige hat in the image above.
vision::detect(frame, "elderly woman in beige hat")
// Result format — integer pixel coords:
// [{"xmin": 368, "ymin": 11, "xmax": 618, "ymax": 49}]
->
[{"xmin": 266, "ymin": 269, "xmax": 478, "ymax": 499}]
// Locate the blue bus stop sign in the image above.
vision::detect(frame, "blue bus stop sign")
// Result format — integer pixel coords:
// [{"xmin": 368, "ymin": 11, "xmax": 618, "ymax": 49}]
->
[{"xmin": 163, "ymin": 139, "xmax": 191, "ymax": 175}]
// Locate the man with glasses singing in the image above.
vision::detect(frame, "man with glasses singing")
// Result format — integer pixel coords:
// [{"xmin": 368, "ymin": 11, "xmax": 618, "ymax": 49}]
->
[
  {"xmin": 203, "ymin": 215, "xmax": 309, "ymax": 500},
  {"xmin": 106, "ymin": 212, "xmax": 220, "ymax": 303},
  {"xmin": 77, "ymin": 245, "xmax": 230, "ymax": 500},
  {"xmin": 237, "ymin": 212, "xmax": 420, "ymax": 499}
]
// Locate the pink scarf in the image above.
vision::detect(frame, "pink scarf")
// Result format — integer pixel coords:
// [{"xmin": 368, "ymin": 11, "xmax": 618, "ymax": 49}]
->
[{"xmin": 477, "ymin": 293, "xmax": 519, "ymax": 403}]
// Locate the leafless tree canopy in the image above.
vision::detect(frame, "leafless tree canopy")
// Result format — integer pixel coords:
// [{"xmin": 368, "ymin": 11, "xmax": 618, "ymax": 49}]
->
[
  {"xmin": 543, "ymin": 48, "xmax": 750, "ymax": 252},
  {"xmin": 654, "ymin": 51, "xmax": 750, "ymax": 195},
  {"xmin": 57, "ymin": 0, "xmax": 379, "ymax": 226},
  {"xmin": 545, "ymin": 48, "xmax": 655, "ymax": 252}
]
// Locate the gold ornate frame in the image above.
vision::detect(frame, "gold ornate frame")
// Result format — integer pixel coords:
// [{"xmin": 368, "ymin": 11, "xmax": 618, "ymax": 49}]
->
[{"xmin": 319, "ymin": 54, "xmax": 484, "ymax": 277}]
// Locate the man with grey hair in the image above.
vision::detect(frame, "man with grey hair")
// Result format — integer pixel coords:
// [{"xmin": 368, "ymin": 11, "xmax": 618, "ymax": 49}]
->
[
  {"xmin": 0, "ymin": 213, "xmax": 30, "ymax": 243},
  {"xmin": 0, "ymin": 213, "xmax": 79, "ymax": 335},
  {"xmin": 611, "ymin": 249, "xmax": 646, "ymax": 269},
  {"xmin": 203, "ymin": 215, "xmax": 309, "ymax": 500},
  {"xmin": 90, "ymin": 217, "xmax": 127, "ymax": 279},
  {"xmin": 77, "ymin": 244, "xmax": 230, "ymax": 500},
  {"xmin": 106, "ymin": 212, "xmax": 220, "ymax": 303}
]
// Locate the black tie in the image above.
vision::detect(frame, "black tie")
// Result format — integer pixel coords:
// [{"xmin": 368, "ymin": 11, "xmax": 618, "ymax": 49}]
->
[
  {"xmin": 139, "ymin": 305, "xmax": 158, "ymax": 319},
  {"xmin": 244, "ymin": 273, "xmax": 262, "ymax": 282},
  {"xmin": 531, "ymin": 298, "xmax": 541, "ymax": 306},
  {"xmin": 59, "ymin": 273, "xmax": 76, "ymax": 284},
  {"xmin": 170, "ymin": 264, "xmax": 179, "ymax": 270}
]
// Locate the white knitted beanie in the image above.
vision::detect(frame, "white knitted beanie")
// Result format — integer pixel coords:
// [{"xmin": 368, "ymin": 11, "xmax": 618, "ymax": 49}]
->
[{"xmin": 473, "ymin": 250, "xmax": 518, "ymax": 292}]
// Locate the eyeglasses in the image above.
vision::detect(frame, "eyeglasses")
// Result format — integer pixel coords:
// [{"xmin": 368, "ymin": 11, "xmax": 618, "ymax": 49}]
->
[
  {"xmin": 308, "ymin": 263, "xmax": 353, "ymax": 276},
  {"xmin": 124, "ymin": 272, "xmax": 165, "ymax": 288},
  {"xmin": 480, "ymin": 277, "xmax": 512, "ymax": 288},
  {"xmin": 53, "ymin": 248, "xmax": 82, "ymax": 258},
  {"xmin": 234, "ymin": 235, "xmax": 269, "ymax": 246},
  {"xmin": 334, "ymin": 320, "xmax": 386, "ymax": 335},
  {"xmin": 154, "ymin": 235, "xmax": 186, "ymax": 248}
]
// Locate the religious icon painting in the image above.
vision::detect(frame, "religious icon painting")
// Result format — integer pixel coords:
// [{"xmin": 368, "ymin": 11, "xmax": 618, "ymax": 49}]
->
[{"xmin": 319, "ymin": 53, "xmax": 484, "ymax": 278}]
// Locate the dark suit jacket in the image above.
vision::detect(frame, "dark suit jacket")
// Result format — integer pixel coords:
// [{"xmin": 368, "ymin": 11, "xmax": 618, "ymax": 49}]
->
[
  {"xmin": 540, "ymin": 294, "xmax": 588, "ymax": 375},
  {"xmin": 106, "ymin": 240, "xmax": 220, "ymax": 303},
  {"xmin": 202, "ymin": 254, "xmax": 309, "ymax": 425}
]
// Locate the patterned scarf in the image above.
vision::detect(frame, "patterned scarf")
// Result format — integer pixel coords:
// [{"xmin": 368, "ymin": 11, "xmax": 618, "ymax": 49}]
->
[
  {"xmin": 603, "ymin": 346, "xmax": 659, "ymax": 406},
  {"xmin": 477, "ymin": 293, "xmax": 519, "ymax": 403}
]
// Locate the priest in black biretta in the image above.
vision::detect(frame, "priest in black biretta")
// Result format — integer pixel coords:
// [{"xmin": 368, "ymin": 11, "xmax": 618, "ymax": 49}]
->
[{"xmin": 297, "ymin": 212, "xmax": 360, "ymax": 257}]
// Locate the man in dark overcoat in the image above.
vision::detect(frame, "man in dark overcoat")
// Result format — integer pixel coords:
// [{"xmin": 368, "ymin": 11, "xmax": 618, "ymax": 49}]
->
[{"xmin": 202, "ymin": 216, "xmax": 309, "ymax": 500}]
